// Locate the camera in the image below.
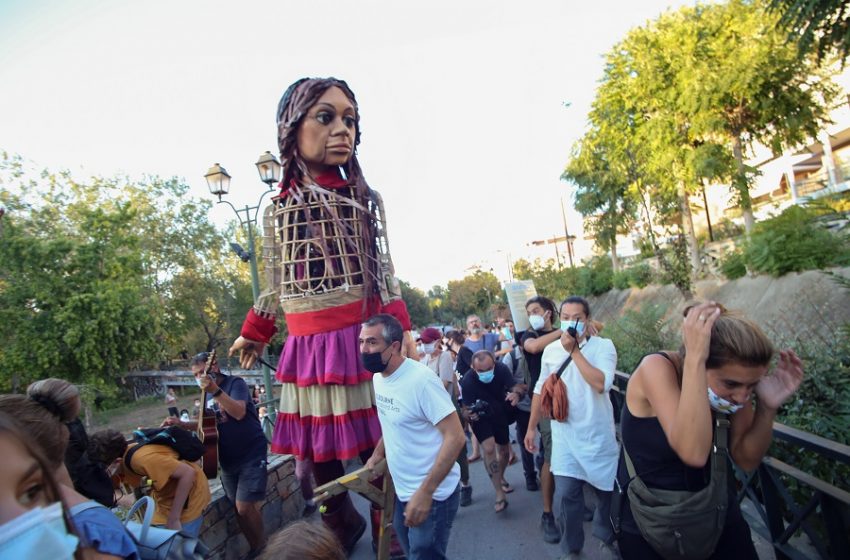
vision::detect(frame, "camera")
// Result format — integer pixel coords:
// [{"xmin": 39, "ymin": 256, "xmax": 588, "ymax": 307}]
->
[{"xmin": 467, "ymin": 399, "xmax": 490, "ymax": 420}]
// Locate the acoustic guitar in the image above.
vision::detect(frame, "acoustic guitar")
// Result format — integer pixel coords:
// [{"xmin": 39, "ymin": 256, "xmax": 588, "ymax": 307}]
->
[{"xmin": 196, "ymin": 349, "xmax": 219, "ymax": 479}]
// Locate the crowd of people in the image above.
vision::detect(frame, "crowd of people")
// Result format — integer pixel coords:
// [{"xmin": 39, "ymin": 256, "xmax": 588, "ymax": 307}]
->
[{"xmin": 0, "ymin": 73, "xmax": 806, "ymax": 560}]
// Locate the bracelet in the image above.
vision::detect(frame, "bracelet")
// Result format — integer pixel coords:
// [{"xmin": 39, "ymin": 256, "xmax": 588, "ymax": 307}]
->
[{"xmin": 212, "ymin": 388, "xmax": 223, "ymax": 398}]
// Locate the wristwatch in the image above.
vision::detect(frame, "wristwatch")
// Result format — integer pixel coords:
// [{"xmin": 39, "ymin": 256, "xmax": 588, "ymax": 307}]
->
[{"xmin": 212, "ymin": 388, "xmax": 223, "ymax": 398}]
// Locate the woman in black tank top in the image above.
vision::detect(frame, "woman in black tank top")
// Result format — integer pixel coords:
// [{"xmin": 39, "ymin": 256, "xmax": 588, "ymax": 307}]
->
[{"xmin": 616, "ymin": 303, "xmax": 804, "ymax": 559}]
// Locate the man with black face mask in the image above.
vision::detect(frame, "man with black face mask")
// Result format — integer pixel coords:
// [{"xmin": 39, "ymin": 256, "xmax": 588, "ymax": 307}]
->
[{"xmin": 361, "ymin": 314, "xmax": 466, "ymax": 560}]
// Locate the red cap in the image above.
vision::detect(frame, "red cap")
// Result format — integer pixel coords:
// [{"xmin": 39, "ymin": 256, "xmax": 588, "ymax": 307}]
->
[{"xmin": 420, "ymin": 327, "xmax": 442, "ymax": 343}]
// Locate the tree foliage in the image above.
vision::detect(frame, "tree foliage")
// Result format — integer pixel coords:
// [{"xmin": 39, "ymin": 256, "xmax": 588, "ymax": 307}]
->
[
  {"xmin": 436, "ymin": 270, "xmax": 503, "ymax": 325},
  {"xmin": 0, "ymin": 152, "xmax": 253, "ymax": 392},
  {"xmin": 400, "ymin": 280, "xmax": 434, "ymax": 328},
  {"xmin": 770, "ymin": 0, "xmax": 850, "ymax": 62},
  {"xmin": 564, "ymin": 0, "xmax": 838, "ymax": 296}
]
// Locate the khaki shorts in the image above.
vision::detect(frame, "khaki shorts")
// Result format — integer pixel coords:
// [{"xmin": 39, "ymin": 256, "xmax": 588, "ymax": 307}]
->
[{"xmin": 538, "ymin": 416, "xmax": 552, "ymax": 464}]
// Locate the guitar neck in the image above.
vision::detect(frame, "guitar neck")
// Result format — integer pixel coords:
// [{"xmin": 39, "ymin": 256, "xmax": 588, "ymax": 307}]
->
[{"xmin": 196, "ymin": 388, "xmax": 205, "ymax": 434}]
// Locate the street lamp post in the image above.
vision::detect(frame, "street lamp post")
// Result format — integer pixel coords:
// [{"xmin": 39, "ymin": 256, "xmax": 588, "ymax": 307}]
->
[{"xmin": 205, "ymin": 152, "xmax": 281, "ymax": 420}]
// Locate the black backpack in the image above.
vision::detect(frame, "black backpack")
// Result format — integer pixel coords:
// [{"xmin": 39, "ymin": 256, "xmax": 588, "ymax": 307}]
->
[{"xmin": 125, "ymin": 426, "xmax": 205, "ymax": 476}]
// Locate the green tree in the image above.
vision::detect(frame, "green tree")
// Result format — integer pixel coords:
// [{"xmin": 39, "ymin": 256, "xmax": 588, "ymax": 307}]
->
[
  {"xmin": 511, "ymin": 258, "xmax": 580, "ymax": 303},
  {"xmin": 399, "ymin": 280, "xmax": 434, "ymax": 328},
  {"xmin": 577, "ymin": 23, "xmax": 700, "ymax": 295},
  {"xmin": 442, "ymin": 270, "xmax": 502, "ymax": 323},
  {"xmin": 0, "ymin": 152, "xmax": 253, "ymax": 391},
  {"xmin": 0, "ymin": 186, "xmax": 160, "ymax": 392},
  {"xmin": 770, "ymin": 0, "xmax": 850, "ymax": 61},
  {"xmin": 687, "ymin": 0, "xmax": 837, "ymax": 232},
  {"xmin": 563, "ymin": 130, "xmax": 638, "ymax": 273}
]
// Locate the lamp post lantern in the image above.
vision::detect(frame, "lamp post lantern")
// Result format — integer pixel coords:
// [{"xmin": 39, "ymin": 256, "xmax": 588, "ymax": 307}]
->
[
  {"xmin": 255, "ymin": 151, "xmax": 282, "ymax": 187},
  {"xmin": 204, "ymin": 163, "xmax": 231, "ymax": 200},
  {"xmin": 206, "ymin": 154, "xmax": 280, "ymax": 423}
]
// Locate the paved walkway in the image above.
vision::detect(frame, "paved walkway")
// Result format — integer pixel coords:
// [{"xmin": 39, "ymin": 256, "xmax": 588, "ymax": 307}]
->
[
  {"xmin": 347, "ymin": 442, "xmax": 611, "ymax": 560},
  {"xmin": 341, "ymin": 440, "xmax": 776, "ymax": 560}
]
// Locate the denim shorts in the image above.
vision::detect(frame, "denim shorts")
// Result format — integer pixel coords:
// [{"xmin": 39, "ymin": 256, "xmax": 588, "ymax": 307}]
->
[{"xmin": 220, "ymin": 458, "xmax": 268, "ymax": 503}]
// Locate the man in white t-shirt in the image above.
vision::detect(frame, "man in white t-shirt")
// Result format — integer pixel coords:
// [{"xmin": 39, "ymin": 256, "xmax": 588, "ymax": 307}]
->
[
  {"xmin": 361, "ymin": 314, "xmax": 466, "ymax": 560},
  {"xmin": 524, "ymin": 296, "xmax": 619, "ymax": 560}
]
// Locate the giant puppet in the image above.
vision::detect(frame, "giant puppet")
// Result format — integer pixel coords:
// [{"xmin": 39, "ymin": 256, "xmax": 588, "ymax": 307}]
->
[{"xmin": 229, "ymin": 78, "xmax": 412, "ymax": 554}]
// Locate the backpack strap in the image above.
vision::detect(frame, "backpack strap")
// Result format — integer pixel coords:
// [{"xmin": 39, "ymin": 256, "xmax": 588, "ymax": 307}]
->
[
  {"xmin": 124, "ymin": 444, "xmax": 146, "ymax": 477},
  {"xmin": 554, "ymin": 355, "xmax": 573, "ymax": 381},
  {"xmin": 624, "ymin": 412, "xmax": 731, "ymax": 482}
]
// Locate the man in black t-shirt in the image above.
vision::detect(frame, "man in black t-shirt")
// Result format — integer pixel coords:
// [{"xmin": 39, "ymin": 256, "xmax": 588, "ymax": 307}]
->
[
  {"xmin": 165, "ymin": 353, "xmax": 269, "ymax": 555},
  {"xmin": 519, "ymin": 295, "xmax": 564, "ymax": 543},
  {"xmin": 460, "ymin": 350, "xmax": 522, "ymax": 513}
]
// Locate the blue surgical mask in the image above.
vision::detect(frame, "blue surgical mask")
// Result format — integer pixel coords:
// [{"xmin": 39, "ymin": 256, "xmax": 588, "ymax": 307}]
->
[
  {"xmin": 573, "ymin": 320, "xmax": 585, "ymax": 337},
  {"xmin": 423, "ymin": 342, "xmax": 436, "ymax": 355},
  {"xmin": 477, "ymin": 370, "xmax": 495, "ymax": 384},
  {"xmin": 707, "ymin": 387, "xmax": 744, "ymax": 414},
  {"xmin": 0, "ymin": 502, "xmax": 78, "ymax": 560}
]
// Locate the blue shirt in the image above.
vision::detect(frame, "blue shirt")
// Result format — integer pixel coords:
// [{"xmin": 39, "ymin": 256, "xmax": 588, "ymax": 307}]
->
[
  {"xmin": 463, "ymin": 333, "xmax": 500, "ymax": 354},
  {"xmin": 205, "ymin": 375, "xmax": 268, "ymax": 471},
  {"xmin": 69, "ymin": 502, "xmax": 139, "ymax": 560}
]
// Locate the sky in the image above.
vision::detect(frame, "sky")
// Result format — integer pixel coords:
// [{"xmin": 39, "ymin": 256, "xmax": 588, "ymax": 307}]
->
[{"xmin": 0, "ymin": 0, "xmax": 694, "ymax": 291}]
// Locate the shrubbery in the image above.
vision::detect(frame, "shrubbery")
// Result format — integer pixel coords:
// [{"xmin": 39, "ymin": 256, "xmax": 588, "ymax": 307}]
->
[
  {"xmin": 576, "ymin": 256, "xmax": 613, "ymax": 296},
  {"xmin": 719, "ymin": 249, "xmax": 747, "ymax": 280},
  {"xmin": 604, "ymin": 303, "xmax": 678, "ymax": 374},
  {"xmin": 742, "ymin": 205, "xmax": 849, "ymax": 276},
  {"xmin": 613, "ymin": 262, "xmax": 655, "ymax": 290}
]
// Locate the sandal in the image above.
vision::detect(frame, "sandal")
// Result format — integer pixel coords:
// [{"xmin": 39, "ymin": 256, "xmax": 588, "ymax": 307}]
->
[
  {"xmin": 494, "ymin": 499, "xmax": 509, "ymax": 513},
  {"xmin": 501, "ymin": 480, "xmax": 514, "ymax": 494}
]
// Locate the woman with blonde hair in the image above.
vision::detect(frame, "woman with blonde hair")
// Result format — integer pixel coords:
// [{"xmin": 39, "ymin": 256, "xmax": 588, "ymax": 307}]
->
[{"xmin": 616, "ymin": 302, "xmax": 804, "ymax": 559}]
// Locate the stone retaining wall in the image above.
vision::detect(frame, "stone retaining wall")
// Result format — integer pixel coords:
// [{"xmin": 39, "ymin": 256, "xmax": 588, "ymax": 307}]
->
[{"xmin": 200, "ymin": 454, "xmax": 304, "ymax": 560}]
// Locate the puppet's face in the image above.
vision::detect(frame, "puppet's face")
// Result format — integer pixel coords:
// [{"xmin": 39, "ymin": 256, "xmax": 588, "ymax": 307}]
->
[{"xmin": 297, "ymin": 86, "xmax": 357, "ymax": 176}]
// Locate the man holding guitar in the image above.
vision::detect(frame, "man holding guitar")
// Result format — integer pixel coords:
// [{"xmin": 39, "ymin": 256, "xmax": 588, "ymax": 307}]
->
[{"xmin": 164, "ymin": 351, "xmax": 268, "ymax": 556}]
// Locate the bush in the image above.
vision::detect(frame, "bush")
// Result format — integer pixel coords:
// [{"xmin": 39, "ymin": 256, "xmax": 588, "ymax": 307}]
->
[
  {"xmin": 719, "ymin": 250, "xmax": 747, "ymax": 280},
  {"xmin": 605, "ymin": 303, "xmax": 677, "ymax": 374},
  {"xmin": 613, "ymin": 270, "xmax": 631, "ymax": 290},
  {"xmin": 743, "ymin": 205, "xmax": 850, "ymax": 276},
  {"xmin": 628, "ymin": 262, "xmax": 654, "ymax": 288},
  {"xmin": 613, "ymin": 263, "xmax": 654, "ymax": 290},
  {"xmin": 577, "ymin": 256, "xmax": 613, "ymax": 296}
]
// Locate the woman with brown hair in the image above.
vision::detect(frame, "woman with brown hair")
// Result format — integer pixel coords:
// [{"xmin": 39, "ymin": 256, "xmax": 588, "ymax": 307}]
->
[
  {"xmin": 260, "ymin": 520, "xmax": 345, "ymax": 560},
  {"xmin": 227, "ymin": 77, "xmax": 412, "ymax": 555},
  {"xmin": 616, "ymin": 302, "xmax": 804, "ymax": 559},
  {"xmin": 0, "ymin": 411, "xmax": 80, "ymax": 559},
  {"xmin": 0, "ymin": 379, "xmax": 139, "ymax": 559}
]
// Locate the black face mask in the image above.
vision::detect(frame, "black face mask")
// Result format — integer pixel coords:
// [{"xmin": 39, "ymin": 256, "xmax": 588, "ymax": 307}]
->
[{"xmin": 361, "ymin": 347, "xmax": 389, "ymax": 373}]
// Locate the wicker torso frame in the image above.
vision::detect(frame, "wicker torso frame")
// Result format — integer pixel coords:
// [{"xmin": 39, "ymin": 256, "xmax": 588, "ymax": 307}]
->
[{"xmin": 258, "ymin": 182, "xmax": 400, "ymax": 316}]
